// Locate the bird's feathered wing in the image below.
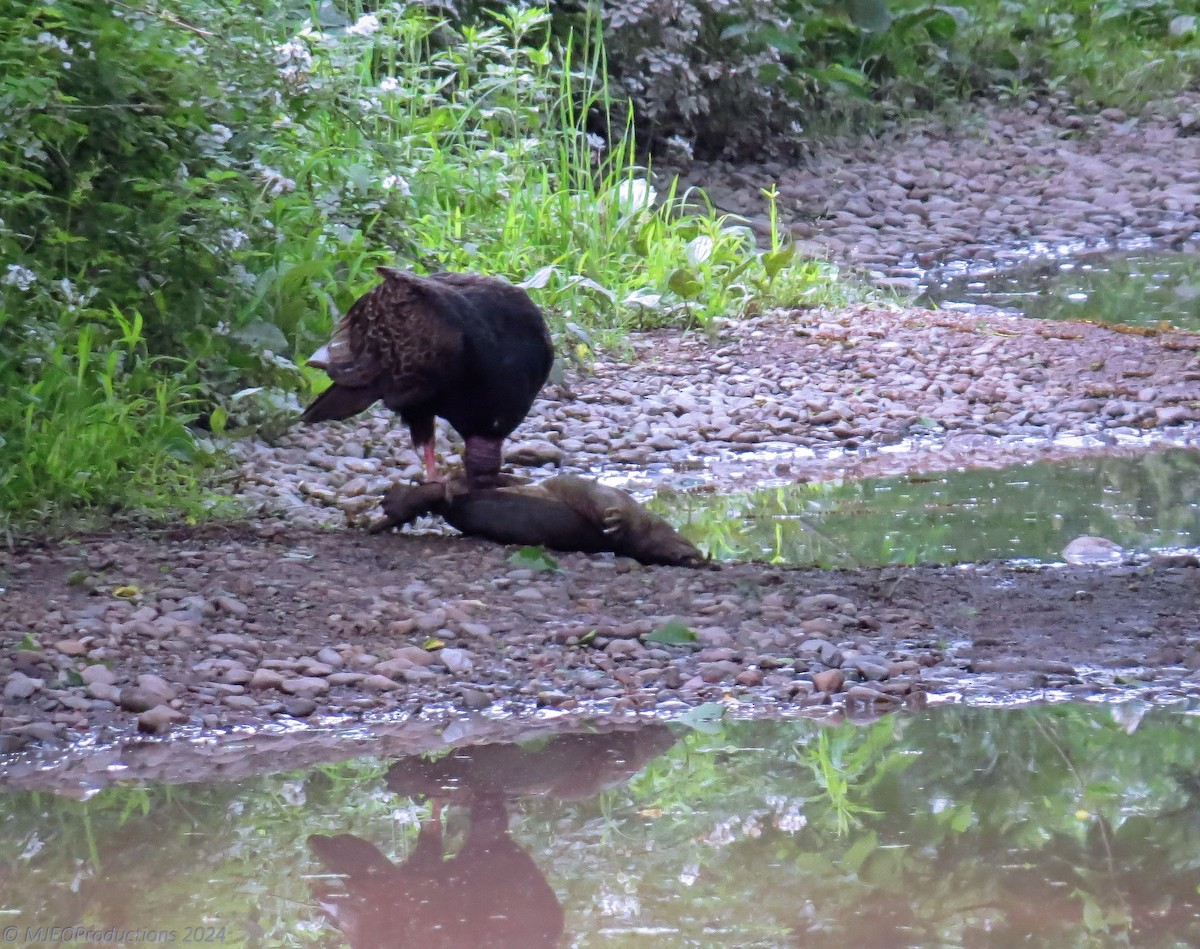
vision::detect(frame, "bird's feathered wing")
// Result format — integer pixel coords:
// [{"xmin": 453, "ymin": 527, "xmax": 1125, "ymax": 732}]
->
[{"xmin": 300, "ymin": 267, "xmax": 466, "ymax": 424}]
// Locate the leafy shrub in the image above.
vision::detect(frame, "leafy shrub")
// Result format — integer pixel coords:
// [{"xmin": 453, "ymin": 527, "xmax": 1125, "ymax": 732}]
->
[
  {"xmin": 557, "ymin": 0, "xmax": 1199, "ymax": 159},
  {"xmin": 0, "ymin": 0, "xmax": 838, "ymax": 532}
]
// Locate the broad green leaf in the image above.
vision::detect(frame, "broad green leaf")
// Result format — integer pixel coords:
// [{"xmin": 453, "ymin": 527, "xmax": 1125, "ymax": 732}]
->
[
  {"xmin": 507, "ymin": 546, "xmax": 560, "ymax": 571},
  {"xmin": 847, "ymin": 0, "xmax": 892, "ymax": 32},
  {"xmin": 518, "ymin": 264, "xmax": 557, "ymax": 290},
  {"xmin": 667, "ymin": 268, "xmax": 704, "ymax": 300},
  {"xmin": 644, "ymin": 618, "xmax": 698, "ymax": 645},
  {"xmin": 678, "ymin": 701, "xmax": 726, "ymax": 733},
  {"xmin": 763, "ymin": 243, "xmax": 796, "ymax": 278},
  {"xmin": 686, "ymin": 235, "xmax": 715, "ymax": 266}
]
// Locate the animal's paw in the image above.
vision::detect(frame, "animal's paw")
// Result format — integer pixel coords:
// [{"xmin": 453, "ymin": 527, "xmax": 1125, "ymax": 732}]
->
[{"xmin": 601, "ymin": 507, "xmax": 623, "ymax": 537}]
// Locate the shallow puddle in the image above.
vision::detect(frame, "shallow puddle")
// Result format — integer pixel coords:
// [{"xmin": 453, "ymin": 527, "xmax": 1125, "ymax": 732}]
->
[
  {"xmin": 656, "ymin": 447, "xmax": 1200, "ymax": 566},
  {"xmin": 922, "ymin": 249, "xmax": 1200, "ymax": 331},
  {"xmin": 4, "ymin": 703, "xmax": 1200, "ymax": 945}
]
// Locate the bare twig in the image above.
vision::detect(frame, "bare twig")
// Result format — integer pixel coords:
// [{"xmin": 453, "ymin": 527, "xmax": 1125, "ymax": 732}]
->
[{"xmin": 109, "ymin": 0, "xmax": 215, "ymax": 39}]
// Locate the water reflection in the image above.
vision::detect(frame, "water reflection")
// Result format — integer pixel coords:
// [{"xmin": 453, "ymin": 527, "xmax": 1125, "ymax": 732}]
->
[
  {"xmin": 3, "ymin": 705, "xmax": 1200, "ymax": 945},
  {"xmin": 310, "ymin": 728, "xmax": 674, "ymax": 948},
  {"xmin": 922, "ymin": 250, "xmax": 1200, "ymax": 331},
  {"xmin": 656, "ymin": 447, "xmax": 1200, "ymax": 565}
]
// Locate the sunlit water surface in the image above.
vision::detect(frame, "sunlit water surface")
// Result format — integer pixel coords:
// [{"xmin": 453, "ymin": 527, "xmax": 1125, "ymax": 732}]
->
[
  {"xmin": 922, "ymin": 249, "xmax": 1200, "ymax": 331},
  {"xmin": 657, "ymin": 448, "xmax": 1200, "ymax": 566},
  {"xmin": 3, "ymin": 703, "xmax": 1200, "ymax": 946}
]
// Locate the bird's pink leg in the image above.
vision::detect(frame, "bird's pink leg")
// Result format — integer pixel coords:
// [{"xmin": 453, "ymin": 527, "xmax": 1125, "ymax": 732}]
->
[{"xmin": 422, "ymin": 441, "xmax": 439, "ymax": 483}]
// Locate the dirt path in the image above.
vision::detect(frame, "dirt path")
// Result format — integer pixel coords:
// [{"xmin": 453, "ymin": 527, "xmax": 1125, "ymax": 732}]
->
[
  {"xmin": 4, "ymin": 269, "xmax": 1200, "ymax": 772},
  {"xmin": 235, "ymin": 305, "xmax": 1200, "ymax": 524},
  {"xmin": 2, "ymin": 516, "xmax": 1197, "ymax": 771}
]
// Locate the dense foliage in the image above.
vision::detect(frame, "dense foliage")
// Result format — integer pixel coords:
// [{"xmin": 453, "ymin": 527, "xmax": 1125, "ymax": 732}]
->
[
  {"xmin": 1, "ymin": 0, "xmax": 1195, "ymax": 533},
  {"xmin": 583, "ymin": 0, "xmax": 1200, "ymax": 156},
  {"xmin": 0, "ymin": 0, "xmax": 832, "ymax": 535}
]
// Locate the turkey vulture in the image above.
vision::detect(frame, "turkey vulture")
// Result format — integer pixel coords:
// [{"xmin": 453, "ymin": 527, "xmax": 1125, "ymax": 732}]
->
[{"xmin": 301, "ymin": 268, "xmax": 553, "ymax": 485}]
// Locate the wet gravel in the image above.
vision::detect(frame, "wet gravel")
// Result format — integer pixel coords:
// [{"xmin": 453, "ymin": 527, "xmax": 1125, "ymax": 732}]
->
[
  {"xmin": 3, "ymin": 98, "xmax": 1200, "ymax": 767},
  {"xmin": 235, "ymin": 304, "xmax": 1200, "ymax": 519},
  {"xmin": 672, "ymin": 94, "xmax": 1200, "ymax": 285},
  {"xmin": 2, "ymin": 522, "xmax": 1198, "ymax": 765}
]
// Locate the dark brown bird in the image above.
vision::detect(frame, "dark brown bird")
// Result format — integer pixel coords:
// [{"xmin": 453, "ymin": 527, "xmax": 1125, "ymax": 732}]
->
[{"xmin": 301, "ymin": 268, "xmax": 553, "ymax": 485}]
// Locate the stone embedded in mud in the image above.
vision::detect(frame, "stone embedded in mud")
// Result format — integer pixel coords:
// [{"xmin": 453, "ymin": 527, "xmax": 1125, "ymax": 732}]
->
[
  {"xmin": 4, "ymin": 673, "xmax": 42, "ymax": 701},
  {"xmin": 281, "ymin": 676, "xmax": 330, "ymax": 696},
  {"xmin": 80, "ymin": 665, "xmax": 117, "ymax": 687},
  {"xmin": 439, "ymin": 648, "xmax": 474, "ymax": 674},
  {"xmin": 811, "ymin": 669, "xmax": 846, "ymax": 693},
  {"xmin": 137, "ymin": 704, "xmax": 187, "ymax": 734},
  {"xmin": 249, "ymin": 668, "xmax": 286, "ymax": 691},
  {"xmin": 1062, "ymin": 535, "xmax": 1125, "ymax": 565},
  {"xmin": 118, "ymin": 688, "xmax": 160, "ymax": 713}
]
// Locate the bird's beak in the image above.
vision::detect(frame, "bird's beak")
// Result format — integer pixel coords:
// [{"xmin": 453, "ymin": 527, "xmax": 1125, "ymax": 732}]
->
[{"xmin": 307, "ymin": 344, "xmax": 331, "ymax": 369}]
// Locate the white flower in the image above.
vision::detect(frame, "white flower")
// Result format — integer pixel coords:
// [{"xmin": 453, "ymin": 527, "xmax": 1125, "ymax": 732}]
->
[
  {"xmin": 776, "ymin": 806, "xmax": 807, "ymax": 833},
  {"xmin": 250, "ymin": 161, "xmax": 296, "ymax": 196},
  {"xmin": 229, "ymin": 265, "xmax": 256, "ymax": 289},
  {"xmin": 2, "ymin": 264, "xmax": 36, "ymax": 290},
  {"xmin": 50, "ymin": 277, "xmax": 97, "ymax": 312},
  {"xmin": 586, "ymin": 132, "xmax": 605, "ymax": 152},
  {"xmin": 346, "ymin": 13, "xmax": 380, "ymax": 36},
  {"xmin": 219, "ymin": 228, "xmax": 249, "ymax": 251},
  {"xmin": 378, "ymin": 76, "xmax": 400, "ymax": 94},
  {"xmin": 276, "ymin": 39, "xmax": 312, "ymax": 67},
  {"xmin": 214, "ymin": 320, "xmax": 231, "ymax": 336},
  {"xmin": 36, "ymin": 32, "xmax": 73, "ymax": 56},
  {"xmin": 276, "ymin": 39, "xmax": 313, "ymax": 87},
  {"xmin": 197, "ymin": 123, "xmax": 234, "ymax": 153},
  {"xmin": 678, "ymin": 863, "xmax": 700, "ymax": 887},
  {"xmin": 381, "ymin": 174, "xmax": 411, "ymax": 195}
]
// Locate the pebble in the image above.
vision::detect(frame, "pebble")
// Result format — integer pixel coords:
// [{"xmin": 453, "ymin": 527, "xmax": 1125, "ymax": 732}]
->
[
  {"xmin": 4, "ymin": 673, "xmax": 41, "ymax": 701},
  {"xmin": 439, "ymin": 648, "xmax": 474, "ymax": 674},
  {"xmin": 248, "ymin": 669, "xmax": 286, "ymax": 691},
  {"xmin": 281, "ymin": 676, "xmax": 330, "ymax": 696},
  {"xmin": 138, "ymin": 705, "xmax": 187, "ymax": 734}
]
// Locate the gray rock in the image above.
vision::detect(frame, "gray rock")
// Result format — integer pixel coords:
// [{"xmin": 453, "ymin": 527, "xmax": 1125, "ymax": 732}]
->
[
  {"xmin": 4, "ymin": 673, "xmax": 42, "ymax": 701},
  {"xmin": 281, "ymin": 676, "xmax": 330, "ymax": 696},
  {"xmin": 137, "ymin": 705, "xmax": 187, "ymax": 734},
  {"xmin": 81, "ymin": 665, "xmax": 117, "ymax": 687},
  {"xmin": 248, "ymin": 668, "xmax": 286, "ymax": 691},
  {"xmin": 439, "ymin": 648, "xmax": 474, "ymax": 674}
]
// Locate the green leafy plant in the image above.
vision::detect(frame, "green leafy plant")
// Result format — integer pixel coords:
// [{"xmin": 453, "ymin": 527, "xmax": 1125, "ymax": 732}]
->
[
  {"xmin": 644, "ymin": 617, "xmax": 699, "ymax": 645},
  {"xmin": 507, "ymin": 545, "xmax": 562, "ymax": 571},
  {"xmin": 0, "ymin": 0, "xmax": 839, "ymax": 534}
]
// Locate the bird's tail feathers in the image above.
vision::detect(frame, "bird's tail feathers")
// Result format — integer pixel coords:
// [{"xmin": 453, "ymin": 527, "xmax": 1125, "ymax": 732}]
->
[{"xmin": 300, "ymin": 384, "xmax": 379, "ymax": 423}]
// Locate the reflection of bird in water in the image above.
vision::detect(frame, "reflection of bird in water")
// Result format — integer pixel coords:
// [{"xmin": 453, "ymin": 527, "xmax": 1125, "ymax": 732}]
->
[
  {"xmin": 309, "ymin": 794, "xmax": 561, "ymax": 949},
  {"xmin": 301, "ymin": 269, "xmax": 553, "ymax": 486},
  {"xmin": 307, "ymin": 726, "xmax": 677, "ymax": 948}
]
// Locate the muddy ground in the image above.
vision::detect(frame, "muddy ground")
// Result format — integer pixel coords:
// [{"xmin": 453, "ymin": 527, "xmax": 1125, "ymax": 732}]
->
[
  {"xmin": 2, "ymin": 303, "xmax": 1198, "ymax": 781},
  {"xmin": 3, "ymin": 92, "xmax": 1200, "ymax": 781},
  {"xmin": 2, "ymin": 518, "xmax": 1198, "ymax": 790}
]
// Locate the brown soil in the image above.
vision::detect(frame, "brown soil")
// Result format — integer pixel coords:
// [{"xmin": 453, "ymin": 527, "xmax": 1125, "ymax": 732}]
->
[{"xmin": 2, "ymin": 306, "xmax": 1199, "ymax": 781}]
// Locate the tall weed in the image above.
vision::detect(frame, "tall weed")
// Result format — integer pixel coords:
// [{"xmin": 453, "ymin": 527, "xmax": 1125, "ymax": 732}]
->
[{"xmin": 0, "ymin": 0, "xmax": 838, "ymax": 532}]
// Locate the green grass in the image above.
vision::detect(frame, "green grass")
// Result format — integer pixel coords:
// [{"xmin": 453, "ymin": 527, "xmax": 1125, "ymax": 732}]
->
[
  {"xmin": 0, "ymin": 1, "xmax": 844, "ymax": 537},
  {"xmin": 11, "ymin": 0, "xmax": 1188, "ymax": 535}
]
